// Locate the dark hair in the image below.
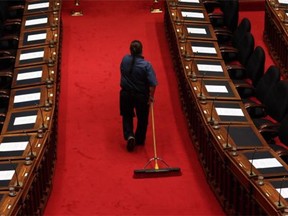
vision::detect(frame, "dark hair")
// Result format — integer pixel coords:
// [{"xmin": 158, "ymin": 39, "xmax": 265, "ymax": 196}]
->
[
  {"xmin": 130, "ymin": 40, "xmax": 143, "ymax": 56},
  {"xmin": 129, "ymin": 40, "xmax": 143, "ymax": 74}
]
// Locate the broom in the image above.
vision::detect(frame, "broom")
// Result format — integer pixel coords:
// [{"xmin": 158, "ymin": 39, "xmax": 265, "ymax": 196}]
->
[{"xmin": 133, "ymin": 102, "xmax": 181, "ymax": 178}]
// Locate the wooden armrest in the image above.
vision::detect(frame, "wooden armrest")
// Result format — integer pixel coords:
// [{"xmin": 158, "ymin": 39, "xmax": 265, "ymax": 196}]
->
[
  {"xmin": 0, "ymin": 35, "xmax": 19, "ymax": 41},
  {"xmin": 258, "ymin": 122, "xmax": 280, "ymax": 131},
  {"xmin": 234, "ymin": 82, "xmax": 254, "ymax": 89},
  {"xmin": 259, "ymin": 126, "xmax": 280, "ymax": 142},
  {"xmin": 208, "ymin": 13, "xmax": 224, "ymax": 28},
  {"xmin": 226, "ymin": 64, "xmax": 246, "ymax": 79},
  {"xmin": 0, "ymin": 50, "xmax": 13, "ymax": 56},
  {"xmin": 9, "ymin": 5, "xmax": 25, "ymax": 10},
  {"xmin": 0, "ymin": 71, "xmax": 13, "ymax": 78},
  {"xmin": 235, "ymin": 84, "xmax": 255, "ymax": 98},
  {"xmin": 220, "ymin": 47, "xmax": 238, "ymax": 62},
  {"xmin": 214, "ymin": 30, "xmax": 233, "ymax": 44},
  {"xmin": 245, "ymin": 102, "xmax": 267, "ymax": 118}
]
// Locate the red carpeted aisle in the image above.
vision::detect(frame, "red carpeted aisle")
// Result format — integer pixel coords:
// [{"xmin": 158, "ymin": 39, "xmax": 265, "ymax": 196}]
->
[{"xmin": 44, "ymin": 1, "xmax": 226, "ymax": 215}]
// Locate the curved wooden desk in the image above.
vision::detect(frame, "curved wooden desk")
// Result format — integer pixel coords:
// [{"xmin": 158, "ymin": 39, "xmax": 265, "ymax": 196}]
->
[
  {"xmin": 165, "ymin": 0, "xmax": 288, "ymax": 215},
  {"xmin": 0, "ymin": 0, "xmax": 61, "ymax": 214}
]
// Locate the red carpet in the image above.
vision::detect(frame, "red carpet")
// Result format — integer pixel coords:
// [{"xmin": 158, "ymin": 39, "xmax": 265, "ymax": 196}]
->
[{"xmin": 44, "ymin": 1, "xmax": 225, "ymax": 215}]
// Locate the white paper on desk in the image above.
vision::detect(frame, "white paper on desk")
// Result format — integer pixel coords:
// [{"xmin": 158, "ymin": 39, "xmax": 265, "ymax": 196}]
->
[
  {"xmin": 179, "ymin": 0, "xmax": 199, "ymax": 3},
  {"xmin": 14, "ymin": 115, "xmax": 37, "ymax": 126},
  {"xmin": 17, "ymin": 70, "xmax": 43, "ymax": 81},
  {"xmin": 276, "ymin": 188, "xmax": 288, "ymax": 199},
  {"xmin": 0, "ymin": 141, "xmax": 28, "ymax": 152},
  {"xmin": 197, "ymin": 64, "xmax": 223, "ymax": 72},
  {"xmin": 25, "ymin": 17, "xmax": 48, "ymax": 26},
  {"xmin": 215, "ymin": 107, "xmax": 244, "ymax": 116},
  {"xmin": 279, "ymin": 0, "xmax": 288, "ymax": 4},
  {"xmin": 28, "ymin": 2, "xmax": 49, "ymax": 10},
  {"xmin": 181, "ymin": 11, "xmax": 204, "ymax": 19},
  {"xmin": 0, "ymin": 170, "xmax": 14, "ymax": 181},
  {"xmin": 187, "ymin": 27, "xmax": 207, "ymax": 35},
  {"xmin": 206, "ymin": 85, "xmax": 228, "ymax": 93},
  {"xmin": 20, "ymin": 51, "xmax": 44, "ymax": 61},
  {"xmin": 192, "ymin": 46, "xmax": 217, "ymax": 54},
  {"xmin": 14, "ymin": 92, "xmax": 41, "ymax": 104},
  {"xmin": 27, "ymin": 33, "xmax": 47, "ymax": 42},
  {"xmin": 250, "ymin": 158, "xmax": 282, "ymax": 169}
]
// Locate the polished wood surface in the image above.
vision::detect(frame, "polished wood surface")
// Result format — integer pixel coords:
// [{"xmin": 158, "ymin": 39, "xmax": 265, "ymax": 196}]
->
[
  {"xmin": 0, "ymin": 0, "xmax": 61, "ymax": 214},
  {"xmin": 264, "ymin": 0, "xmax": 288, "ymax": 78},
  {"xmin": 165, "ymin": 0, "xmax": 288, "ymax": 215}
]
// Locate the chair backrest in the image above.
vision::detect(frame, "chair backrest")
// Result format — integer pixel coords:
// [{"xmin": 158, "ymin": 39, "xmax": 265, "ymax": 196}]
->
[
  {"xmin": 232, "ymin": 18, "xmax": 251, "ymax": 49},
  {"xmin": 238, "ymin": 32, "xmax": 255, "ymax": 66},
  {"xmin": 245, "ymin": 46, "xmax": 265, "ymax": 86},
  {"xmin": 222, "ymin": 0, "xmax": 239, "ymax": 32},
  {"xmin": 255, "ymin": 65, "xmax": 281, "ymax": 104},
  {"xmin": 263, "ymin": 80, "xmax": 288, "ymax": 122}
]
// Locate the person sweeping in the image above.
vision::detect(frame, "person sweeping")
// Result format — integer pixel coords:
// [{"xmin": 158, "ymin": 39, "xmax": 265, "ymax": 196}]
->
[{"xmin": 119, "ymin": 40, "xmax": 158, "ymax": 152}]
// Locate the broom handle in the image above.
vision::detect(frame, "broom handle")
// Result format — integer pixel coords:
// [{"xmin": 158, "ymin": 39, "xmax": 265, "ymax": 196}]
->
[{"xmin": 150, "ymin": 102, "xmax": 159, "ymax": 169}]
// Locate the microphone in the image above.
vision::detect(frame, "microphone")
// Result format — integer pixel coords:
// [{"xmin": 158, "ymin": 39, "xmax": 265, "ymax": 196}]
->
[
  {"xmin": 223, "ymin": 123, "xmax": 231, "ymax": 149},
  {"xmin": 186, "ymin": 62, "xmax": 197, "ymax": 82},
  {"xmin": 52, "ymin": 0, "xmax": 60, "ymax": 15},
  {"xmin": 9, "ymin": 160, "xmax": 22, "ymax": 189},
  {"xmin": 46, "ymin": 68, "xmax": 54, "ymax": 88},
  {"xmin": 170, "ymin": 0, "xmax": 177, "ymax": 7},
  {"xmin": 35, "ymin": 103, "xmax": 48, "ymax": 138},
  {"xmin": 49, "ymin": 12, "xmax": 58, "ymax": 31},
  {"xmin": 276, "ymin": 176, "xmax": 286, "ymax": 208},
  {"xmin": 47, "ymin": 49, "xmax": 57, "ymax": 68},
  {"xmin": 248, "ymin": 148, "xmax": 257, "ymax": 177},
  {"xmin": 179, "ymin": 19, "xmax": 186, "ymax": 43},
  {"xmin": 44, "ymin": 86, "xmax": 53, "ymax": 111},
  {"xmin": 231, "ymin": 147, "xmax": 238, "ymax": 156},
  {"xmin": 24, "ymin": 131, "xmax": 36, "ymax": 164},
  {"xmin": 197, "ymin": 72, "xmax": 206, "ymax": 103},
  {"xmin": 208, "ymin": 96, "xmax": 216, "ymax": 125}
]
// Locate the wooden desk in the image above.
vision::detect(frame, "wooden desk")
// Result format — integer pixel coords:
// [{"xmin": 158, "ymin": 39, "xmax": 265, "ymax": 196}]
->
[
  {"xmin": 230, "ymin": 149, "xmax": 288, "ymax": 179},
  {"xmin": 164, "ymin": 0, "xmax": 288, "ymax": 214},
  {"xmin": 188, "ymin": 78, "xmax": 241, "ymax": 101},
  {"xmin": 21, "ymin": 13, "xmax": 59, "ymax": 32},
  {"xmin": 176, "ymin": 23, "xmax": 217, "ymax": 42},
  {"xmin": 252, "ymin": 177, "xmax": 288, "ymax": 215},
  {"xmin": 209, "ymin": 124, "xmax": 269, "ymax": 150},
  {"xmin": 198, "ymin": 100, "xmax": 252, "ymax": 126},
  {"xmin": 182, "ymin": 58, "xmax": 230, "ymax": 79},
  {"xmin": 15, "ymin": 45, "xmax": 58, "ymax": 68},
  {"xmin": 18, "ymin": 28, "xmax": 58, "ymax": 49},
  {"xmin": 0, "ymin": 132, "xmax": 45, "ymax": 161},
  {"xmin": 1, "ymin": 107, "xmax": 53, "ymax": 135},
  {"xmin": 0, "ymin": 160, "xmax": 34, "ymax": 191},
  {"xmin": 0, "ymin": 0, "xmax": 62, "ymax": 214},
  {"xmin": 167, "ymin": 0, "xmax": 205, "ymax": 8},
  {"xmin": 264, "ymin": 0, "xmax": 288, "ymax": 78},
  {"xmin": 0, "ymin": 191, "xmax": 21, "ymax": 215},
  {"xmin": 24, "ymin": 0, "xmax": 61, "ymax": 16},
  {"xmin": 12, "ymin": 65, "xmax": 56, "ymax": 89},
  {"xmin": 180, "ymin": 40, "xmax": 222, "ymax": 59},
  {"xmin": 8, "ymin": 85, "xmax": 55, "ymax": 111},
  {"xmin": 168, "ymin": 7, "xmax": 210, "ymax": 24}
]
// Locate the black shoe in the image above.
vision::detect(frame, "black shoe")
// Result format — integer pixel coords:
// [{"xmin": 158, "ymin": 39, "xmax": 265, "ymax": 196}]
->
[{"xmin": 126, "ymin": 136, "xmax": 135, "ymax": 152}]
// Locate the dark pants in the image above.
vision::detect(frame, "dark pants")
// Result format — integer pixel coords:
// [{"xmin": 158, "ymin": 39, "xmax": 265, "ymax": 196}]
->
[{"xmin": 120, "ymin": 89, "xmax": 149, "ymax": 145}]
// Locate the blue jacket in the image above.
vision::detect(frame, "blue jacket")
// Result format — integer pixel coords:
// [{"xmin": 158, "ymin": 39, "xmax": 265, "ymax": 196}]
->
[{"xmin": 120, "ymin": 54, "xmax": 157, "ymax": 96}]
